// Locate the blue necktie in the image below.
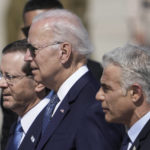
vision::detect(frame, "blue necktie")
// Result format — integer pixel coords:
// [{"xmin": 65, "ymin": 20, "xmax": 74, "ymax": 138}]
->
[
  {"xmin": 12, "ymin": 121, "xmax": 23, "ymax": 150},
  {"xmin": 42, "ymin": 93, "xmax": 60, "ymax": 134},
  {"xmin": 120, "ymin": 133, "xmax": 130, "ymax": 150}
]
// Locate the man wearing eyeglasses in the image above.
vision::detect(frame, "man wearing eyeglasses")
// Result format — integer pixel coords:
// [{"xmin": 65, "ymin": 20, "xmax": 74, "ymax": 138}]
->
[
  {"xmin": 1, "ymin": 1, "xmax": 64, "ymax": 148},
  {"xmin": 25, "ymin": 9, "xmax": 124, "ymax": 150},
  {"xmin": 22, "ymin": 0, "xmax": 103, "ymax": 81},
  {"xmin": 0, "ymin": 39, "xmax": 51, "ymax": 150}
]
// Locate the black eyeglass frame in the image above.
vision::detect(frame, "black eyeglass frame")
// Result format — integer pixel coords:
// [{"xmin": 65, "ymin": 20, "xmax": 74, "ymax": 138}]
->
[
  {"xmin": 27, "ymin": 41, "xmax": 64, "ymax": 57},
  {"xmin": 0, "ymin": 72, "xmax": 32, "ymax": 84}
]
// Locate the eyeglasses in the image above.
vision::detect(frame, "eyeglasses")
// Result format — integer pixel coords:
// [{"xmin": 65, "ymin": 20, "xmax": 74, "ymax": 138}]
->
[
  {"xmin": 0, "ymin": 72, "xmax": 28, "ymax": 84},
  {"xmin": 21, "ymin": 26, "xmax": 30, "ymax": 38},
  {"xmin": 27, "ymin": 41, "xmax": 63, "ymax": 57}
]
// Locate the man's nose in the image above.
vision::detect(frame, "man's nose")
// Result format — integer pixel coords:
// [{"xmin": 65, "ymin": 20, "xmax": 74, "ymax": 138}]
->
[
  {"xmin": 0, "ymin": 77, "xmax": 8, "ymax": 88},
  {"xmin": 24, "ymin": 49, "xmax": 33, "ymax": 61},
  {"xmin": 96, "ymin": 88, "xmax": 105, "ymax": 102}
]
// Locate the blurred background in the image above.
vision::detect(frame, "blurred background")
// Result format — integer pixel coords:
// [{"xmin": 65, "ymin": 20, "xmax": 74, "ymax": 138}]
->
[
  {"xmin": 0, "ymin": 0, "xmax": 129, "ymax": 62},
  {"xmin": 1, "ymin": 0, "xmax": 149, "ymax": 146}
]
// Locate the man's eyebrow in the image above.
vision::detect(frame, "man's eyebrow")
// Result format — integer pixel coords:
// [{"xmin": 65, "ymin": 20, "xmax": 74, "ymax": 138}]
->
[
  {"xmin": 101, "ymin": 83, "xmax": 112, "ymax": 90},
  {"xmin": 101, "ymin": 83, "xmax": 107, "ymax": 87}
]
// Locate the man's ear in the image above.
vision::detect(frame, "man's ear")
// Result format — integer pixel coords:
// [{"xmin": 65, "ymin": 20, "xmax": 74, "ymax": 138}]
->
[
  {"xmin": 59, "ymin": 42, "xmax": 72, "ymax": 64},
  {"xmin": 35, "ymin": 83, "xmax": 45, "ymax": 92},
  {"xmin": 130, "ymin": 83, "xmax": 143, "ymax": 103}
]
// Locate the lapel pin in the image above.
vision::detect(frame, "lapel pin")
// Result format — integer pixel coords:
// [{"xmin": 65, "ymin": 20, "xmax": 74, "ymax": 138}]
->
[
  {"xmin": 60, "ymin": 109, "xmax": 65, "ymax": 113},
  {"xmin": 30, "ymin": 135, "xmax": 35, "ymax": 143},
  {"xmin": 132, "ymin": 146, "xmax": 136, "ymax": 150}
]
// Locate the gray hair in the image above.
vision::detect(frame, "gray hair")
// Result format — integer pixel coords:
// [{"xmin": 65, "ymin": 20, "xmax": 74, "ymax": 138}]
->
[
  {"xmin": 102, "ymin": 44, "xmax": 150, "ymax": 102},
  {"xmin": 32, "ymin": 9, "xmax": 94, "ymax": 57}
]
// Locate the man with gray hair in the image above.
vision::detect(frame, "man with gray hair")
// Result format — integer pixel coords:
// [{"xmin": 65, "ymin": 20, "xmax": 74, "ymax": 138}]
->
[
  {"xmin": 25, "ymin": 9, "xmax": 123, "ymax": 150},
  {"xmin": 96, "ymin": 44, "xmax": 150, "ymax": 150}
]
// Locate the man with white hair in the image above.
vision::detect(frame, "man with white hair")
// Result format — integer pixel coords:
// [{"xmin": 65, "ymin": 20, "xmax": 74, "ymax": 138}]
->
[{"xmin": 25, "ymin": 9, "xmax": 124, "ymax": 150}]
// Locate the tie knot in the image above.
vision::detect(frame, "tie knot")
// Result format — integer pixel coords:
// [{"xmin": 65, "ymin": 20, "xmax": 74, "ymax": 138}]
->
[
  {"xmin": 15, "ymin": 121, "xmax": 23, "ymax": 133},
  {"xmin": 50, "ymin": 94, "xmax": 59, "ymax": 104}
]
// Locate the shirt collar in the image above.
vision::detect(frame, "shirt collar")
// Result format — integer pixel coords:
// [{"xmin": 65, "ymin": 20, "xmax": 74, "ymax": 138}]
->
[
  {"xmin": 57, "ymin": 65, "xmax": 88, "ymax": 101},
  {"xmin": 128, "ymin": 111, "xmax": 150, "ymax": 143},
  {"xmin": 20, "ymin": 97, "xmax": 50, "ymax": 134}
]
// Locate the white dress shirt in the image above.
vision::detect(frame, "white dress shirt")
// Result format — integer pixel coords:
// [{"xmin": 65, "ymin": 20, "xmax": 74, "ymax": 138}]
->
[
  {"xmin": 52, "ymin": 65, "xmax": 89, "ymax": 115},
  {"xmin": 127, "ymin": 111, "xmax": 150, "ymax": 150},
  {"xmin": 19, "ymin": 96, "xmax": 50, "ymax": 146}
]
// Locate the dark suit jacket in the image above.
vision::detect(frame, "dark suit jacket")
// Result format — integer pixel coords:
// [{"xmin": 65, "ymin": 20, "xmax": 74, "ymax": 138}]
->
[
  {"xmin": 1, "ymin": 98, "xmax": 18, "ymax": 150},
  {"xmin": 5, "ymin": 106, "xmax": 46, "ymax": 150},
  {"xmin": 130, "ymin": 119, "xmax": 150, "ymax": 150},
  {"xmin": 87, "ymin": 59, "xmax": 103, "ymax": 81},
  {"xmin": 36, "ymin": 71, "xmax": 124, "ymax": 150},
  {"xmin": 1, "ymin": 59, "xmax": 102, "ymax": 150},
  {"xmin": 80, "ymin": 101, "xmax": 124, "ymax": 150}
]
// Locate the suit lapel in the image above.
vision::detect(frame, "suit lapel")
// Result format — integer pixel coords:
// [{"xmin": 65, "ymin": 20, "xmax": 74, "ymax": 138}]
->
[
  {"xmin": 37, "ymin": 72, "xmax": 92, "ymax": 150},
  {"xmin": 130, "ymin": 119, "xmax": 150, "ymax": 150},
  {"xmin": 5, "ymin": 122, "xmax": 17, "ymax": 150},
  {"xmin": 18, "ymin": 106, "xmax": 46, "ymax": 150}
]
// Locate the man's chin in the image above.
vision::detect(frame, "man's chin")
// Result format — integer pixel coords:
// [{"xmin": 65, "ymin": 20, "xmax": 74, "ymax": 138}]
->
[
  {"xmin": 3, "ymin": 103, "xmax": 13, "ymax": 110},
  {"xmin": 105, "ymin": 114, "xmax": 120, "ymax": 124},
  {"xmin": 3, "ymin": 100, "xmax": 14, "ymax": 109},
  {"xmin": 33, "ymin": 76, "xmax": 43, "ymax": 83},
  {"xmin": 105, "ymin": 114, "xmax": 114, "ymax": 123}
]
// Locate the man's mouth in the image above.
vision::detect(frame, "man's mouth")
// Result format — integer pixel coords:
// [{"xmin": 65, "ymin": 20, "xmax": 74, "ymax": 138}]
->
[
  {"xmin": 31, "ymin": 67, "xmax": 38, "ymax": 72},
  {"xmin": 102, "ymin": 107, "xmax": 109, "ymax": 113},
  {"xmin": 2, "ymin": 93, "xmax": 11, "ymax": 99}
]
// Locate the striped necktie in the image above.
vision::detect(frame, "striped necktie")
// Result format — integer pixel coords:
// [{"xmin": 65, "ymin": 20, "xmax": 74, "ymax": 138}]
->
[
  {"xmin": 12, "ymin": 121, "xmax": 23, "ymax": 150},
  {"xmin": 42, "ymin": 93, "xmax": 60, "ymax": 134}
]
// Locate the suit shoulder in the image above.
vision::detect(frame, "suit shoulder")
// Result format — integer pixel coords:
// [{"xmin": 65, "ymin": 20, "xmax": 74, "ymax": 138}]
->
[{"xmin": 87, "ymin": 59, "xmax": 103, "ymax": 81}]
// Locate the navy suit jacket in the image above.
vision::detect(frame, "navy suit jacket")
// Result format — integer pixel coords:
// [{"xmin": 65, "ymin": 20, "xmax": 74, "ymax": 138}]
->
[
  {"xmin": 5, "ymin": 106, "xmax": 46, "ymax": 150},
  {"xmin": 36, "ymin": 71, "xmax": 124, "ymax": 150},
  {"xmin": 129, "ymin": 119, "xmax": 150, "ymax": 150},
  {"xmin": 87, "ymin": 59, "xmax": 103, "ymax": 81},
  {"xmin": 1, "ymin": 59, "xmax": 102, "ymax": 150}
]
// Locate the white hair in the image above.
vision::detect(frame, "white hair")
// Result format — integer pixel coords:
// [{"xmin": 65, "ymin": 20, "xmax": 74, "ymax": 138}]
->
[{"xmin": 32, "ymin": 9, "xmax": 94, "ymax": 57}]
